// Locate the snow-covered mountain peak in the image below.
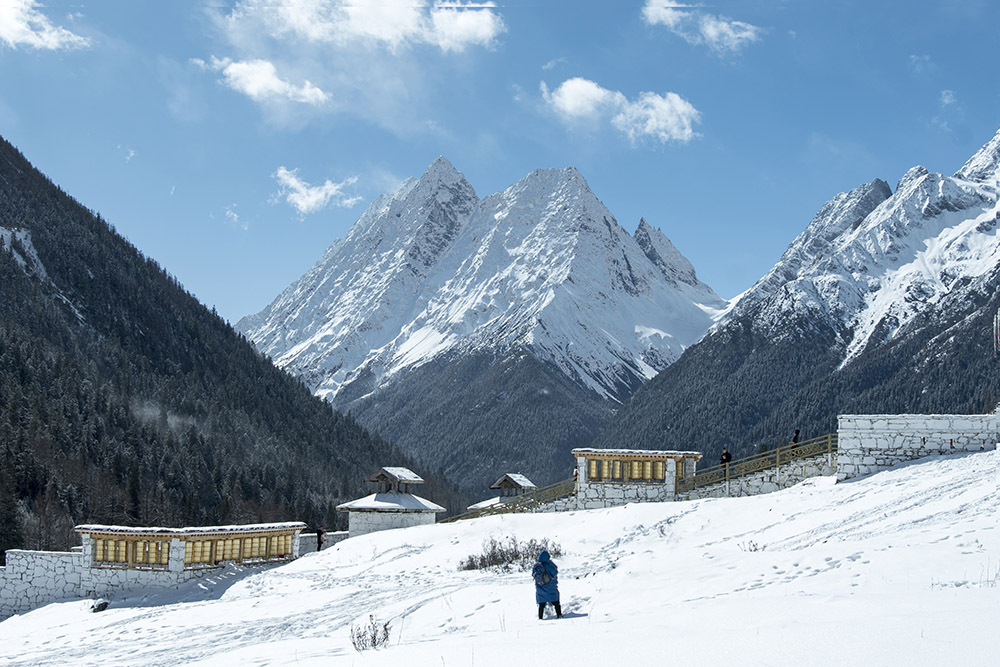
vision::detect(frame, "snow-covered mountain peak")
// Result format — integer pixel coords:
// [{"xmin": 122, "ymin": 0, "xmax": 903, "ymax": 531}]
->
[
  {"xmin": 239, "ymin": 158, "xmax": 726, "ymax": 403},
  {"xmin": 955, "ymin": 125, "xmax": 1000, "ymax": 184},
  {"xmin": 715, "ymin": 128, "xmax": 1000, "ymax": 366},
  {"xmin": 718, "ymin": 178, "xmax": 892, "ymax": 325},
  {"xmin": 418, "ymin": 156, "xmax": 471, "ymax": 191}
]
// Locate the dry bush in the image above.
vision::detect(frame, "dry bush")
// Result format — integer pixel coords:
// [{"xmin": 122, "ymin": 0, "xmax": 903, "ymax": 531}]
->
[
  {"xmin": 458, "ymin": 536, "xmax": 563, "ymax": 572},
  {"xmin": 350, "ymin": 614, "xmax": 390, "ymax": 651}
]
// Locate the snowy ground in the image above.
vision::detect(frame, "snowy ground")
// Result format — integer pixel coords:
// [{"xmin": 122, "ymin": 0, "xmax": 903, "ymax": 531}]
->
[{"xmin": 1, "ymin": 451, "xmax": 997, "ymax": 666}]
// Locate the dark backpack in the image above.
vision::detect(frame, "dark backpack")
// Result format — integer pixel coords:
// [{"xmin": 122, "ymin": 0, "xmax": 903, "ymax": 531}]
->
[{"xmin": 535, "ymin": 565, "xmax": 551, "ymax": 587}]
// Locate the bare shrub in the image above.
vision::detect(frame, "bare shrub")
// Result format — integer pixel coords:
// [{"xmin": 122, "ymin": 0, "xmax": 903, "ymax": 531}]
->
[
  {"xmin": 458, "ymin": 536, "xmax": 563, "ymax": 572},
  {"xmin": 350, "ymin": 614, "xmax": 390, "ymax": 651}
]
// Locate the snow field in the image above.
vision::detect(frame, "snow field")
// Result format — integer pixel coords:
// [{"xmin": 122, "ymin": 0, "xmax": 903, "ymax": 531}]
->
[{"xmin": 0, "ymin": 450, "xmax": 997, "ymax": 666}]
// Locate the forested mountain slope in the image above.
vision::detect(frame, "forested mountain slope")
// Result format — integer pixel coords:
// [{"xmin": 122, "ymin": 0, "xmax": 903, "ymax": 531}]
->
[{"xmin": 0, "ymin": 136, "xmax": 458, "ymax": 559}]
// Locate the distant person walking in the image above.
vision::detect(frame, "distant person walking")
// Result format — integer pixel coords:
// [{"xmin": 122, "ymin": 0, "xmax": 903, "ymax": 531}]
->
[
  {"xmin": 316, "ymin": 528, "xmax": 326, "ymax": 552},
  {"xmin": 720, "ymin": 448, "xmax": 733, "ymax": 466},
  {"xmin": 790, "ymin": 429, "xmax": 800, "ymax": 448},
  {"xmin": 532, "ymin": 550, "xmax": 561, "ymax": 619}
]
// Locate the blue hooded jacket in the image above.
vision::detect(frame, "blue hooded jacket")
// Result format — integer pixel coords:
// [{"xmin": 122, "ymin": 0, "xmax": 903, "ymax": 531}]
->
[{"xmin": 532, "ymin": 550, "xmax": 559, "ymax": 604}]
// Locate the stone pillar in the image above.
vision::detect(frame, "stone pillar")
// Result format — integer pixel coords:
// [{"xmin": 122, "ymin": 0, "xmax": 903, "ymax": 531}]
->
[
  {"xmin": 292, "ymin": 531, "xmax": 301, "ymax": 558},
  {"xmin": 167, "ymin": 538, "xmax": 186, "ymax": 573},
  {"xmin": 79, "ymin": 534, "xmax": 93, "ymax": 564}
]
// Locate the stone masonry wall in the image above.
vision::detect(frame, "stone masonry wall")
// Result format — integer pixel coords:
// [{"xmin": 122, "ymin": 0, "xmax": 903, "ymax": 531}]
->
[
  {"xmin": 0, "ymin": 548, "xmax": 215, "ymax": 619},
  {"xmin": 683, "ymin": 453, "xmax": 836, "ymax": 500},
  {"xmin": 535, "ymin": 456, "xmax": 678, "ymax": 512},
  {"xmin": 0, "ymin": 551, "xmax": 82, "ymax": 619},
  {"xmin": 837, "ymin": 414, "xmax": 999, "ymax": 480}
]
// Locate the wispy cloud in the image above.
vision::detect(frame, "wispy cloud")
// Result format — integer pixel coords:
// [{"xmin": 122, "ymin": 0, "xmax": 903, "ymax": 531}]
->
[
  {"xmin": 542, "ymin": 57, "xmax": 567, "ymax": 71},
  {"xmin": 225, "ymin": 203, "xmax": 246, "ymax": 230},
  {"xmin": 908, "ymin": 54, "xmax": 935, "ymax": 75},
  {"xmin": 540, "ymin": 77, "xmax": 701, "ymax": 145},
  {"xmin": 0, "ymin": 0, "xmax": 90, "ymax": 50},
  {"xmin": 272, "ymin": 166, "xmax": 362, "ymax": 216},
  {"xmin": 641, "ymin": 1, "xmax": 760, "ymax": 56},
  {"xmin": 932, "ymin": 89, "xmax": 964, "ymax": 133},
  {"xmin": 116, "ymin": 145, "xmax": 137, "ymax": 162}
]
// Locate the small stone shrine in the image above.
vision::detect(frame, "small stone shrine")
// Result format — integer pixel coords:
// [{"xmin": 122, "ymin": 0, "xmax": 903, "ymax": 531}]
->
[
  {"xmin": 468, "ymin": 473, "xmax": 537, "ymax": 511},
  {"xmin": 337, "ymin": 467, "xmax": 445, "ymax": 537},
  {"xmin": 561, "ymin": 448, "xmax": 703, "ymax": 510}
]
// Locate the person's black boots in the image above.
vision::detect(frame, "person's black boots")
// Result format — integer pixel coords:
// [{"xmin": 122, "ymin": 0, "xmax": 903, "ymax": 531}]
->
[
  {"xmin": 538, "ymin": 603, "xmax": 545, "ymax": 619},
  {"xmin": 554, "ymin": 602, "xmax": 562, "ymax": 618}
]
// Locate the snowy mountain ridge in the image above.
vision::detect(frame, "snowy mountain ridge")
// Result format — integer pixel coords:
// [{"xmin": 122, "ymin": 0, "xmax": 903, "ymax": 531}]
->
[
  {"xmin": 238, "ymin": 158, "xmax": 726, "ymax": 402},
  {"xmin": 715, "ymin": 126, "xmax": 1000, "ymax": 366}
]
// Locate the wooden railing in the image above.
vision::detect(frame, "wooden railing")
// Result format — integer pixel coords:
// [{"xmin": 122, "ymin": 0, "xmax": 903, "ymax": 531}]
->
[
  {"xmin": 439, "ymin": 477, "xmax": 578, "ymax": 523},
  {"xmin": 676, "ymin": 433, "xmax": 838, "ymax": 494}
]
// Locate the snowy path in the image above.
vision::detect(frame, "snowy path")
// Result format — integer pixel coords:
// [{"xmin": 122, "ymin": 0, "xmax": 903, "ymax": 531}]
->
[{"xmin": 1, "ymin": 451, "xmax": 997, "ymax": 666}]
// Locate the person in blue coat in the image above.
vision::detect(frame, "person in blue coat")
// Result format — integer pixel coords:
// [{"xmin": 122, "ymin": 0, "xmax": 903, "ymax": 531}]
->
[{"xmin": 532, "ymin": 550, "xmax": 562, "ymax": 619}]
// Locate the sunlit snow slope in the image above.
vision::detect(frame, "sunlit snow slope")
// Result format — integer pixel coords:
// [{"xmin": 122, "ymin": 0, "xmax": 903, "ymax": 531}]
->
[
  {"xmin": 237, "ymin": 158, "xmax": 725, "ymax": 403},
  {"xmin": 2, "ymin": 451, "xmax": 996, "ymax": 666}
]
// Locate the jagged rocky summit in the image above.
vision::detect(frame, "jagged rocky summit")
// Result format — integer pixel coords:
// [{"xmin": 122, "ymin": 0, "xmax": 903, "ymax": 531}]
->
[{"xmin": 238, "ymin": 158, "xmax": 725, "ymax": 486}]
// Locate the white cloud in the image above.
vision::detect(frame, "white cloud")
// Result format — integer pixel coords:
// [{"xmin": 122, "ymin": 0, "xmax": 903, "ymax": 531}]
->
[
  {"xmin": 939, "ymin": 89, "xmax": 956, "ymax": 107},
  {"xmin": 642, "ymin": 1, "xmax": 760, "ymax": 55},
  {"xmin": 430, "ymin": 2, "xmax": 505, "ymax": 52},
  {"xmin": 540, "ymin": 77, "xmax": 625, "ymax": 122},
  {"xmin": 541, "ymin": 77, "xmax": 700, "ymax": 145},
  {"xmin": 612, "ymin": 92, "xmax": 701, "ymax": 144},
  {"xmin": 199, "ymin": 57, "xmax": 329, "ymax": 105},
  {"xmin": 225, "ymin": 0, "xmax": 504, "ymax": 53},
  {"xmin": 272, "ymin": 166, "xmax": 362, "ymax": 216},
  {"xmin": 199, "ymin": 0, "xmax": 505, "ymax": 129},
  {"xmin": 0, "ymin": 0, "xmax": 90, "ymax": 50}
]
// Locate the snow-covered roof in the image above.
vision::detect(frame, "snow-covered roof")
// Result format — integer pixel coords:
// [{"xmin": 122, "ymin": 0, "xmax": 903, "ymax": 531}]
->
[
  {"xmin": 572, "ymin": 448, "xmax": 703, "ymax": 458},
  {"xmin": 336, "ymin": 491, "xmax": 445, "ymax": 513},
  {"xmin": 365, "ymin": 467, "xmax": 425, "ymax": 484},
  {"xmin": 490, "ymin": 473, "xmax": 536, "ymax": 489},
  {"xmin": 74, "ymin": 522, "xmax": 307, "ymax": 536},
  {"xmin": 467, "ymin": 497, "xmax": 502, "ymax": 511}
]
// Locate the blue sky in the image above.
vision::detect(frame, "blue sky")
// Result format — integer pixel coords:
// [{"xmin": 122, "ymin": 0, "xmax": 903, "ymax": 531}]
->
[{"xmin": 1, "ymin": 0, "xmax": 998, "ymax": 323}]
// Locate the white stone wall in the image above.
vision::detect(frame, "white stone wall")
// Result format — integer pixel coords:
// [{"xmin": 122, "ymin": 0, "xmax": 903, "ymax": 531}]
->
[
  {"xmin": 2, "ymin": 530, "xmax": 304, "ymax": 619},
  {"xmin": 534, "ymin": 457, "xmax": 680, "ymax": 512},
  {"xmin": 683, "ymin": 453, "xmax": 836, "ymax": 500},
  {"xmin": 80, "ymin": 562, "xmax": 209, "ymax": 600},
  {"xmin": 347, "ymin": 511, "xmax": 437, "ymax": 537},
  {"xmin": 0, "ymin": 551, "xmax": 82, "ymax": 619},
  {"xmin": 837, "ymin": 414, "xmax": 999, "ymax": 480},
  {"xmin": 0, "ymin": 548, "xmax": 216, "ymax": 619}
]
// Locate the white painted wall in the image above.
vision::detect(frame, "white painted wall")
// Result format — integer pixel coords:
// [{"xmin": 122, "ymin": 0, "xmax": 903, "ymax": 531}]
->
[{"xmin": 347, "ymin": 511, "xmax": 437, "ymax": 537}]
